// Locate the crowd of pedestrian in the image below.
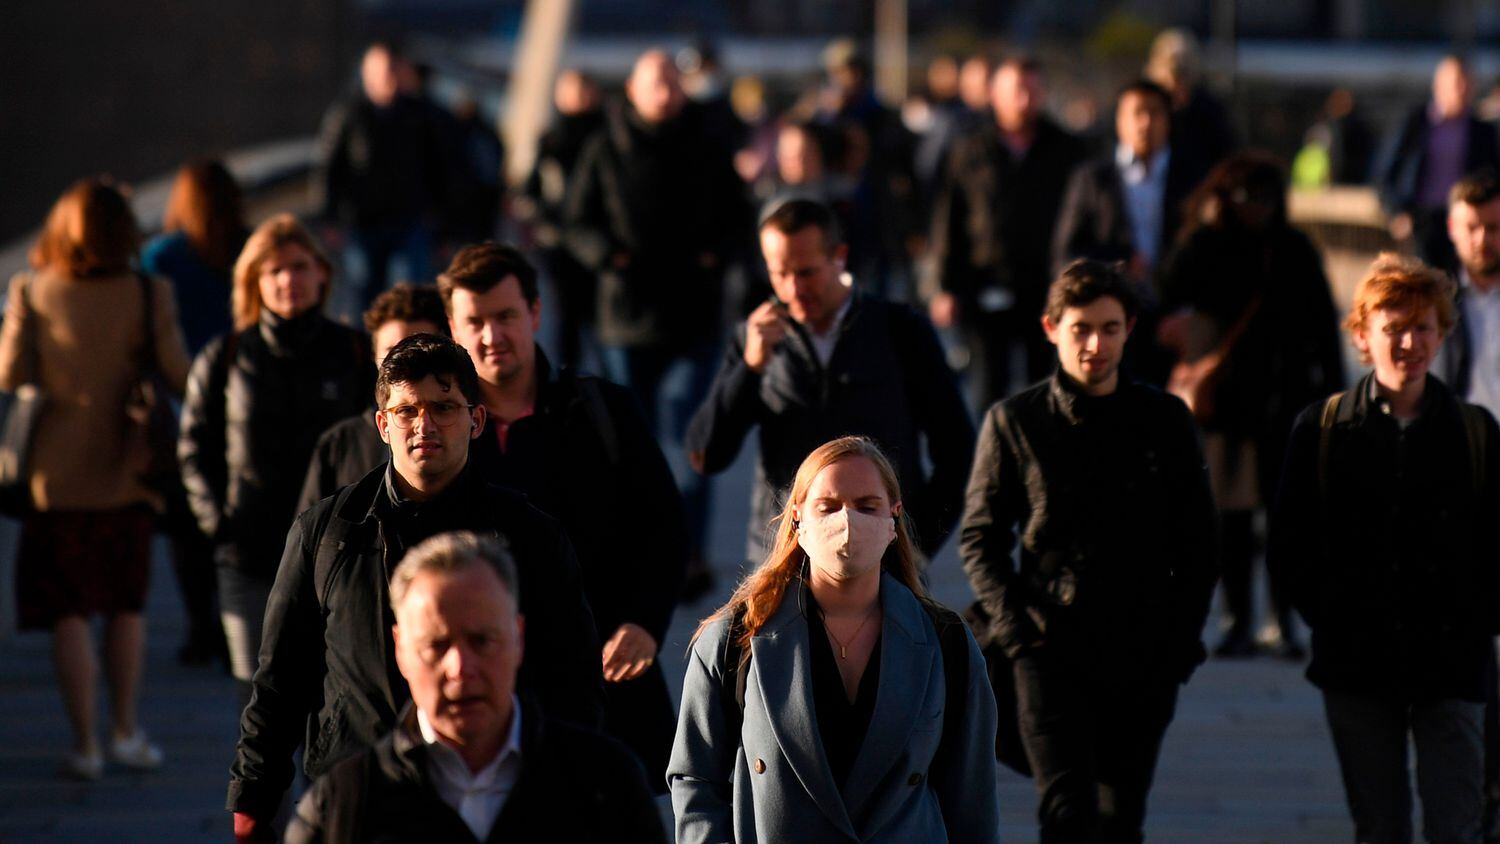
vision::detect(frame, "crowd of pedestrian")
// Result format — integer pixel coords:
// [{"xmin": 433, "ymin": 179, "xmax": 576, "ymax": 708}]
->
[{"xmin": 13, "ymin": 25, "xmax": 1500, "ymax": 844}]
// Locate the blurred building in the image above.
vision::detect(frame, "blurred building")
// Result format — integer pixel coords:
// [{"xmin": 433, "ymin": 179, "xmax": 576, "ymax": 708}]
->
[{"xmin": 0, "ymin": 0, "xmax": 361, "ymax": 243}]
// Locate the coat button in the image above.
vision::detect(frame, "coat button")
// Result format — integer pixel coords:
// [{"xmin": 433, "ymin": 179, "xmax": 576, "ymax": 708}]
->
[
  {"xmin": 908, "ymin": 772, "xmax": 924, "ymax": 786},
  {"xmin": 754, "ymin": 758, "xmax": 766, "ymax": 774}
]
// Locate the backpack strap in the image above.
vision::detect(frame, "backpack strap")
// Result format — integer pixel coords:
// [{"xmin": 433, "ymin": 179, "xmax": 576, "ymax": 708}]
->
[
  {"xmin": 312, "ymin": 484, "xmax": 362, "ymax": 608},
  {"xmin": 919, "ymin": 599, "xmax": 970, "ymax": 766},
  {"xmin": 714, "ymin": 604, "xmax": 751, "ymax": 790},
  {"xmin": 563, "ymin": 368, "xmax": 621, "ymax": 467},
  {"xmin": 719, "ymin": 606, "xmax": 750, "ymax": 732},
  {"xmin": 1317, "ymin": 391, "xmax": 1344, "ymax": 508},
  {"xmin": 135, "ymin": 273, "xmax": 159, "ymax": 374},
  {"xmin": 1319, "ymin": 391, "xmax": 1487, "ymax": 499}
]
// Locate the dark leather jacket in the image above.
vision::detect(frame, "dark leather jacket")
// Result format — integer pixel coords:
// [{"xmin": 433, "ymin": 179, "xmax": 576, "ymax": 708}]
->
[
  {"xmin": 286, "ymin": 698, "xmax": 664, "ymax": 844},
  {"xmin": 226, "ymin": 464, "xmax": 602, "ymax": 819},
  {"xmin": 959, "ymin": 374, "xmax": 1219, "ymax": 681},
  {"xmin": 178, "ymin": 310, "xmax": 373, "ymax": 577}
]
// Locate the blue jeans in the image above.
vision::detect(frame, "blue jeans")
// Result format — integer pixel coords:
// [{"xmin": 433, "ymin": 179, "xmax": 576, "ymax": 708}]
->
[
  {"xmin": 1322, "ymin": 690, "xmax": 1484, "ymax": 844},
  {"xmin": 217, "ymin": 565, "xmax": 273, "ymax": 683},
  {"xmin": 600, "ymin": 342, "xmax": 718, "ymax": 556},
  {"xmin": 347, "ymin": 221, "xmax": 432, "ymax": 311}
]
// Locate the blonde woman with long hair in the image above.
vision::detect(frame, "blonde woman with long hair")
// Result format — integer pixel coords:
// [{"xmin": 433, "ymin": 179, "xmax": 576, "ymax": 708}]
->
[{"xmin": 668, "ymin": 436, "xmax": 999, "ymax": 843}]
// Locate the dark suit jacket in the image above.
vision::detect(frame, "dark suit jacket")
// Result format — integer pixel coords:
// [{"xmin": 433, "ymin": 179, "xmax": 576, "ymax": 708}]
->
[
  {"xmin": 1438, "ymin": 282, "xmax": 1475, "ymax": 397},
  {"xmin": 686, "ymin": 293, "xmax": 975, "ymax": 561},
  {"xmin": 288, "ymin": 698, "xmax": 664, "ymax": 843},
  {"xmin": 1377, "ymin": 105, "xmax": 1500, "ymax": 215},
  {"xmin": 1050, "ymin": 147, "xmax": 1206, "ymax": 280}
]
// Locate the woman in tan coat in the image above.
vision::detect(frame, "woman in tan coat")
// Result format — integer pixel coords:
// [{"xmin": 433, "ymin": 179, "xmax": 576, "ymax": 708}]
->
[{"xmin": 0, "ymin": 178, "xmax": 191, "ymax": 779}]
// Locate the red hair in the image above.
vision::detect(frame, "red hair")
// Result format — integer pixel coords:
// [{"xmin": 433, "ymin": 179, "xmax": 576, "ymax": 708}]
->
[{"xmin": 29, "ymin": 177, "xmax": 140, "ymax": 277}]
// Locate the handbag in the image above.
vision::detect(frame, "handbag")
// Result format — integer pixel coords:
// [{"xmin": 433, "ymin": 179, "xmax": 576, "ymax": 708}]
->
[
  {"xmin": 1165, "ymin": 293, "xmax": 1261, "ymax": 425},
  {"xmin": 962, "ymin": 600, "xmax": 1033, "ymax": 777},
  {"xmin": 124, "ymin": 273, "xmax": 180, "ymax": 506},
  {"xmin": 0, "ymin": 275, "xmax": 46, "ymax": 515}
]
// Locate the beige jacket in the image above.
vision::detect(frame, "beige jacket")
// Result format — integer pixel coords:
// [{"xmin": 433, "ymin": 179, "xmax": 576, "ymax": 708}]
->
[{"xmin": 0, "ymin": 270, "xmax": 190, "ymax": 511}]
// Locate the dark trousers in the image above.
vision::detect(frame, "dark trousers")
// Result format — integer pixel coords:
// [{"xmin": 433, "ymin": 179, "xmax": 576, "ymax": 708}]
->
[
  {"xmin": 963, "ymin": 306, "xmax": 1054, "ymax": 410},
  {"xmin": 1014, "ymin": 650, "xmax": 1180, "ymax": 844},
  {"xmin": 162, "ymin": 483, "xmax": 223, "ymax": 656},
  {"xmin": 1323, "ymin": 691, "xmax": 1484, "ymax": 844},
  {"xmin": 350, "ymin": 221, "xmax": 432, "ymax": 309},
  {"xmin": 1217, "ymin": 510, "xmax": 1295, "ymax": 639},
  {"xmin": 602, "ymin": 663, "xmax": 677, "ymax": 795},
  {"xmin": 540, "ymin": 247, "xmax": 597, "ymax": 372},
  {"xmin": 170, "ymin": 528, "xmax": 221, "ymax": 651}
]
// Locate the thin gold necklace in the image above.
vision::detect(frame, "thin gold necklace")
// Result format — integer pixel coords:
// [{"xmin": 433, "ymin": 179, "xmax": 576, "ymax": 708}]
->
[{"xmin": 824, "ymin": 604, "xmax": 879, "ymax": 660}]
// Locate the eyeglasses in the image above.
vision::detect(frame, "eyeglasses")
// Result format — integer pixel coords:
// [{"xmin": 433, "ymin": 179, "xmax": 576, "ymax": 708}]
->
[{"xmin": 381, "ymin": 400, "xmax": 474, "ymax": 429}]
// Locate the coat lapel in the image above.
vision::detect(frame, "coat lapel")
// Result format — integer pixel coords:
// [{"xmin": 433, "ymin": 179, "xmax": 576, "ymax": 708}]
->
[
  {"xmin": 841, "ymin": 573, "xmax": 936, "ymax": 836},
  {"xmin": 752, "ymin": 587, "xmax": 858, "ymax": 839}
]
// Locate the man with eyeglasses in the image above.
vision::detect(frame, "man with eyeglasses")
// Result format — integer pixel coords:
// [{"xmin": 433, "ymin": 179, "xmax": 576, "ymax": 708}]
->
[
  {"xmin": 296, "ymin": 282, "xmax": 450, "ymax": 516},
  {"xmin": 437, "ymin": 241, "xmax": 686, "ymax": 791},
  {"xmin": 226, "ymin": 333, "xmax": 602, "ymax": 843}
]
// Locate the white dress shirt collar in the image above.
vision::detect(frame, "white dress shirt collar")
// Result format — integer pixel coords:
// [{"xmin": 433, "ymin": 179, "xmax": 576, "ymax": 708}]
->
[
  {"xmin": 416, "ymin": 698, "xmax": 524, "ymax": 841},
  {"xmin": 1456, "ymin": 268, "xmax": 1500, "ymax": 421},
  {"xmin": 806, "ymin": 289, "xmax": 855, "ymax": 367}
]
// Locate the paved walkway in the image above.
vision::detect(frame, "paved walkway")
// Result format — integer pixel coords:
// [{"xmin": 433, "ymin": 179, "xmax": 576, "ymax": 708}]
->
[{"xmin": 0, "ymin": 443, "xmax": 1357, "ymax": 842}]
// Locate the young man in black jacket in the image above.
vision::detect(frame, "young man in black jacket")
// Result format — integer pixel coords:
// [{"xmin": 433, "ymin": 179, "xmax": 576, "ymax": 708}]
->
[
  {"xmin": 227, "ymin": 334, "xmax": 601, "ymax": 842},
  {"xmin": 438, "ymin": 241, "xmax": 686, "ymax": 788},
  {"xmin": 960, "ymin": 259, "xmax": 1219, "ymax": 843},
  {"xmin": 285, "ymin": 532, "xmax": 662, "ymax": 844},
  {"xmin": 1269, "ymin": 253, "xmax": 1500, "ymax": 844},
  {"xmin": 297, "ymin": 283, "xmax": 449, "ymax": 516},
  {"xmin": 687, "ymin": 198, "xmax": 975, "ymax": 563}
]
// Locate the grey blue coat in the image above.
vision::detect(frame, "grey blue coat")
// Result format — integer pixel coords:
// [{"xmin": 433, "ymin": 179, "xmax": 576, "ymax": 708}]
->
[{"xmin": 668, "ymin": 572, "xmax": 1000, "ymax": 843}]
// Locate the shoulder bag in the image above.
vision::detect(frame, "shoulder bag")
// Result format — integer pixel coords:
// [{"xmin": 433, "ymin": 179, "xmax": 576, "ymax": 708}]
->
[
  {"xmin": 0, "ymin": 274, "xmax": 46, "ymax": 515},
  {"xmin": 125, "ymin": 273, "xmax": 180, "ymax": 507}
]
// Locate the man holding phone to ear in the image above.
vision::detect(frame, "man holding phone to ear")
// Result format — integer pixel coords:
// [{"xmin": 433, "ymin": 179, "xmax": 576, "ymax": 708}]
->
[{"xmin": 687, "ymin": 198, "xmax": 975, "ymax": 563}]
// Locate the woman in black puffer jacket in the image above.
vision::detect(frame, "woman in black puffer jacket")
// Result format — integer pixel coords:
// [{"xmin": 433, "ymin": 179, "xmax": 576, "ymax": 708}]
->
[{"xmin": 179, "ymin": 214, "xmax": 373, "ymax": 701}]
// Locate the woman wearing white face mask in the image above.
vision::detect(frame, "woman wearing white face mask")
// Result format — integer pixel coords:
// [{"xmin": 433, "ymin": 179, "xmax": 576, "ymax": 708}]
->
[{"xmin": 669, "ymin": 436, "xmax": 1000, "ymax": 844}]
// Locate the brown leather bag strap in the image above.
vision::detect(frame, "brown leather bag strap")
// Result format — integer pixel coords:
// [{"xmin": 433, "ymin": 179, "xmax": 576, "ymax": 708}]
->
[{"xmin": 135, "ymin": 272, "xmax": 160, "ymax": 375}]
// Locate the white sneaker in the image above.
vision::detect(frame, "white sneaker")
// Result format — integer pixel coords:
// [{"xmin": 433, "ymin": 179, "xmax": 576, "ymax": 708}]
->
[
  {"xmin": 61, "ymin": 750, "xmax": 103, "ymax": 781},
  {"xmin": 107, "ymin": 731, "xmax": 163, "ymax": 770}
]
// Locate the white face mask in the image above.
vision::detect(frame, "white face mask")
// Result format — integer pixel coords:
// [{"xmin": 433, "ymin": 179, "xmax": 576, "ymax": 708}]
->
[{"xmin": 797, "ymin": 507, "xmax": 896, "ymax": 580}]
